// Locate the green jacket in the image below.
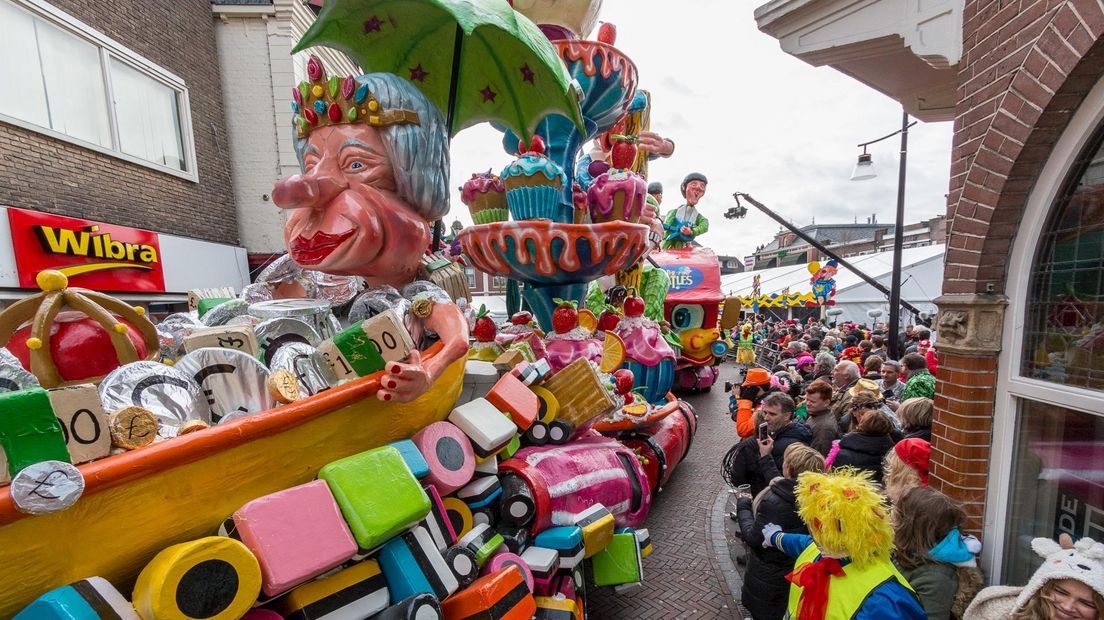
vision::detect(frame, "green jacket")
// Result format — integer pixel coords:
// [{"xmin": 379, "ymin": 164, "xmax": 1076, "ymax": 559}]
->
[
  {"xmin": 661, "ymin": 206, "xmax": 709, "ymax": 249},
  {"xmin": 902, "ymin": 369, "xmax": 936, "ymax": 401},
  {"xmin": 895, "ymin": 560, "xmax": 958, "ymax": 620}
]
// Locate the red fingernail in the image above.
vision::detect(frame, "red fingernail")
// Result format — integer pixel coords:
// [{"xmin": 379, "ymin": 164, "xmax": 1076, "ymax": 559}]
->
[
  {"xmin": 387, "ymin": 380, "xmax": 396, "ymax": 389},
  {"xmin": 390, "ymin": 365, "xmax": 400, "ymax": 373}
]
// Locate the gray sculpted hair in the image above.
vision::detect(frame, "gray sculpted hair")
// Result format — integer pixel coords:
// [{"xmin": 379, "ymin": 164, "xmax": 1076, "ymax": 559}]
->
[
  {"xmin": 294, "ymin": 72, "xmax": 450, "ymax": 221},
  {"xmin": 835, "ymin": 360, "xmax": 861, "ymax": 380},
  {"xmin": 814, "ymin": 352, "xmax": 836, "ymax": 374}
]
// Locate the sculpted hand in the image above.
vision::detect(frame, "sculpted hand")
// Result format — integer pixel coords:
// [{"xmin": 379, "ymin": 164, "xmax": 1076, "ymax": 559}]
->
[
  {"xmin": 377, "ymin": 349, "xmax": 431, "ymax": 403},
  {"xmin": 638, "ymin": 131, "xmax": 675, "ymax": 157},
  {"xmin": 680, "ymin": 226, "xmax": 692, "ymax": 236}
]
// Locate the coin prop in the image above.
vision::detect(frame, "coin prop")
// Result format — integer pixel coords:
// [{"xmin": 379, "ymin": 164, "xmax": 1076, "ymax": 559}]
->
[
  {"xmin": 155, "ymin": 313, "xmax": 203, "ymax": 361},
  {"xmin": 254, "ymin": 318, "xmax": 321, "ymax": 367},
  {"xmin": 174, "ymin": 348, "xmax": 276, "ymax": 423},
  {"xmin": 349, "ymin": 285, "xmax": 410, "ymax": 324},
  {"xmin": 178, "ymin": 419, "xmax": 210, "ymax": 435},
  {"xmin": 0, "ymin": 347, "xmax": 39, "ymax": 393},
  {"xmin": 11, "ymin": 460, "xmax": 85, "ymax": 515},
  {"xmin": 267, "ymin": 369, "xmax": 301, "ymax": 404},
  {"xmin": 201, "ymin": 299, "xmax": 250, "ymax": 327},
  {"xmin": 109, "ymin": 406, "xmax": 159, "ymax": 450},
  {"xmin": 250, "ymin": 299, "xmax": 338, "ymax": 340},
  {"xmin": 268, "ymin": 342, "xmax": 337, "ymax": 397},
  {"xmin": 99, "ymin": 361, "xmax": 206, "ymax": 438}
]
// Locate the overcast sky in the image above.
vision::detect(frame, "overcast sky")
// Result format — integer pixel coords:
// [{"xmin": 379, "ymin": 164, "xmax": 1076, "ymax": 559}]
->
[{"xmin": 446, "ymin": 0, "xmax": 954, "ymax": 260}]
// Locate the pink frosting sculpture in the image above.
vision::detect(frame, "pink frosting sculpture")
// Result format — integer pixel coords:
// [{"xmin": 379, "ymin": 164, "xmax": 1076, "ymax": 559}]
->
[
  {"xmin": 544, "ymin": 328, "xmax": 603, "ymax": 373},
  {"xmin": 587, "ymin": 168, "xmax": 647, "ymax": 223},
  {"xmin": 461, "ymin": 171, "xmax": 508, "ymax": 225},
  {"xmin": 614, "ymin": 315, "xmax": 675, "ymax": 366}
]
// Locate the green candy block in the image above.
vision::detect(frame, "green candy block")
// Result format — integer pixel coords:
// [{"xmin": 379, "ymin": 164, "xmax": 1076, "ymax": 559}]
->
[
  {"xmin": 197, "ymin": 297, "xmax": 234, "ymax": 318},
  {"xmin": 0, "ymin": 389, "xmax": 70, "ymax": 476},
  {"xmin": 319, "ymin": 446, "xmax": 429, "ymax": 550},
  {"xmin": 591, "ymin": 532, "xmax": 643, "ymax": 587}
]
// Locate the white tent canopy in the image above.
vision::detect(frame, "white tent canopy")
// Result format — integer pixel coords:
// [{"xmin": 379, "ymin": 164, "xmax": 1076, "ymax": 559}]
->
[{"xmin": 720, "ymin": 245, "xmax": 945, "ymax": 325}]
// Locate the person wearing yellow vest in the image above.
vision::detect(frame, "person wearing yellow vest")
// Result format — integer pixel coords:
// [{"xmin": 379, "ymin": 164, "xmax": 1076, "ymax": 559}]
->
[{"xmin": 762, "ymin": 468, "xmax": 926, "ymax": 619}]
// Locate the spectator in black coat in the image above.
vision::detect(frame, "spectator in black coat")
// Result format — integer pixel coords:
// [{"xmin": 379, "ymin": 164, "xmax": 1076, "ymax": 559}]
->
[
  {"xmin": 735, "ymin": 443, "xmax": 826, "ymax": 620},
  {"xmin": 829, "ymin": 402, "xmax": 897, "ymax": 484},
  {"xmin": 722, "ymin": 392, "xmax": 812, "ymax": 497}
]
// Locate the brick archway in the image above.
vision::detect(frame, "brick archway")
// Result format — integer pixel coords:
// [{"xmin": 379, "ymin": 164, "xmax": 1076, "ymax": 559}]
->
[{"xmin": 945, "ymin": 0, "xmax": 1104, "ymax": 296}]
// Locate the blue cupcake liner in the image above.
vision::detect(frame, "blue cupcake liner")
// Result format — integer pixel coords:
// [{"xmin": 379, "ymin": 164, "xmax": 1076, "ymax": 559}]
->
[
  {"xmin": 623, "ymin": 358, "xmax": 676, "ymax": 404},
  {"xmin": 506, "ymin": 185, "xmax": 571, "ymax": 223}
]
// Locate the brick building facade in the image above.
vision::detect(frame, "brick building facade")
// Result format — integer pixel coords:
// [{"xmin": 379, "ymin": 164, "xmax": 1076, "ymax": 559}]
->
[{"xmin": 0, "ymin": 0, "xmax": 238, "ymax": 244}]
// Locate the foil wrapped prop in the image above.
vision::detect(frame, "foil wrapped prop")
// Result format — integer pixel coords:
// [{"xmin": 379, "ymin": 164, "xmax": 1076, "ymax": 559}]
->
[
  {"xmin": 268, "ymin": 342, "xmax": 337, "ymax": 397},
  {"xmin": 0, "ymin": 347, "xmax": 39, "ymax": 393},
  {"xmin": 98, "ymin": 361, "xmax": 206, "ymax": 439},
  {"xmin": 254, "ymin": 318, "xmax": 322, "ymax": 367},
  {"xmin": 173, "ymin": 348, "xmax": 277, "ymax": 423},
  {"xmin": 250, "ymin": 299, "xmax": 341, "ymax": 341},
  {"xmin": 242, "ymin": 254, "xmax": 363, "ymax": 309}
]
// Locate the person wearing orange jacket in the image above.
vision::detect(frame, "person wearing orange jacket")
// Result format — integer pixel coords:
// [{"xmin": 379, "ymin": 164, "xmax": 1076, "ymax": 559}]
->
[{"xmin": 730, "ymin": 367, "xmax": 774, "ymax": 439}]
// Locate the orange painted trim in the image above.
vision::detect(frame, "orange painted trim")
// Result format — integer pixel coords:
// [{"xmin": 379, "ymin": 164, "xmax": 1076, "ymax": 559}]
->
[
  {"xmin": 590, "ymin": 394, "xmax": 679, "ymax": 433},
  {"xmin": 0, "ymin": 342, "xmax": 445, "ymax": 526}
]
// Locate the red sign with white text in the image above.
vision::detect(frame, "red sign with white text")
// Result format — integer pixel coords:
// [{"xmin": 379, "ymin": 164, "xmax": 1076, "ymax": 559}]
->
[{"xmin": 8, "ymin": 208, "xmax": 166, "ymax": 292}]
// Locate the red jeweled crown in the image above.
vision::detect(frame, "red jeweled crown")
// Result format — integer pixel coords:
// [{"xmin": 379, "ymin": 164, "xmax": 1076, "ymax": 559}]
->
[{"xmin": 292, "ymin": 55, "xmax": 420, "ymax": 138}]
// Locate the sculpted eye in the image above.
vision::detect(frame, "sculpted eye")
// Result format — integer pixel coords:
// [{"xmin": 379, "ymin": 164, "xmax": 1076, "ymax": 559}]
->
[{"xmin": 349, "ymin": 161, "xmax": 365, "ymax": 170}]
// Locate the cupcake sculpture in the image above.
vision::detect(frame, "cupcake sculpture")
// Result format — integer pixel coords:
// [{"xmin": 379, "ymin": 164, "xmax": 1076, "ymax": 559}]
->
[
  {"xmin": 501, "ymin": 135, "xmax": 570, "ymax": 223},
  {"xmin": 587, "ymin": 135, "xmax": 646, "ymax": 223},
  {"xmin": 612, "ymin": 291, "xmax": 676, "ymax": 404},
  {"xmin": 544, "ymin": 299, "xmax": 603, "ymax": 373},
  {"xmin": 461, "ymin": 171, "xmax": 507, "ymax": 225}
]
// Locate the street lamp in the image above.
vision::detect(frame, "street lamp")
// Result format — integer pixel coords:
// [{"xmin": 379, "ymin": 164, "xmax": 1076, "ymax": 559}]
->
[{"xmin": 853, "ymin": 110, "xmax": 918, "ymax": 357}]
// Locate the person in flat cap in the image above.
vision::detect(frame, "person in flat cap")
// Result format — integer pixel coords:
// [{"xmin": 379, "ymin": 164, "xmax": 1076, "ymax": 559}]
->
[
  {"xmin": 661, "ymin": 172, "xmax": 709, "ymax": 249},
  {"xmin": 647, "ymin": 181, "xmax": 664, "ymax": 206}
]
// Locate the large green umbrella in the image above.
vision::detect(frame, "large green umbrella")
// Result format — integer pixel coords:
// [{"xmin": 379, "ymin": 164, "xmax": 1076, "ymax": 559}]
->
[{"xmin": 295, "ymin": 0, "xmax": 585, "ymax": 142}]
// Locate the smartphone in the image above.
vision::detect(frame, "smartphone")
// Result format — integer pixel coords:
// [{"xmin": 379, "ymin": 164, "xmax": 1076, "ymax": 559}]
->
[{"xmin": 758, "ymin": 422, "xmax": 769, "ymax": 441}]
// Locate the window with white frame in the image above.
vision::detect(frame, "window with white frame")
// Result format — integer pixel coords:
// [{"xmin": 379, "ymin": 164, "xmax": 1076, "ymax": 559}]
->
[
  {"xmin": 466, "ymin": 268, "xmax": 477, "ymax": 289},
  {"xmin": 0, "ymin": 0, "xmax": 192, "ymax": 176},
  {"xmin": 492, "ymin": 275, "xmax": 507, "ymax": 290}
]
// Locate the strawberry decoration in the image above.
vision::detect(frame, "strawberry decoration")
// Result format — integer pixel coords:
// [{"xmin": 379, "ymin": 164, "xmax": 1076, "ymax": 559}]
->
[
  {"xmin": 517, "ymin": 135, "xmax": 546, "ymax": 156},
  {"xmin": 597, "ymin": 22, "xmax": 617, "ymax": 45},
  {"xmin": 609, "ymin": 134, "xmax": 638, "ymax": 170},
  {"xmin": 612, "ymin": 368, "xmax": 635, "ymax": 405},
  {"xmin": 597, "ymin": 305, "xmax": 622, "ymax": 332},
  {"xmin": 623, "ymin": 289, "xmax": 645, "ymax": 318},
  {"xmin": 510, "ymin": 311, "xmax": 533, "ymax": 326},
  {"xmin": 551, "ymin": 298, "xmax": 579, "ymax": 334},
  {"xmin": 472, "ymin": 304, "xmax": 497, "ymax": 342}
]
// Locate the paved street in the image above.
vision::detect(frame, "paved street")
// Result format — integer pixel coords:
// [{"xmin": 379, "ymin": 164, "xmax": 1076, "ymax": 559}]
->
[{"xmin": 588, "ymin": 363, "xmax": 749, "ymax": 619}]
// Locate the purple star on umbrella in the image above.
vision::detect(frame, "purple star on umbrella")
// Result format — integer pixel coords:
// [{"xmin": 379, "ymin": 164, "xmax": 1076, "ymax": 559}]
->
[
  {"xmin": 409, "ymin": 64, "xmax": 429, "ymax": 82},
  {"xmin": 363, "ymin": 15, "xmax": 382, "ymax": 33},
  {"xmin": 520, "ymin": 64, "xmax": 535, "ymax": 84},
  {"xmin": 480, "ymin": 85, "xmax": 497, "ymax": 103}
]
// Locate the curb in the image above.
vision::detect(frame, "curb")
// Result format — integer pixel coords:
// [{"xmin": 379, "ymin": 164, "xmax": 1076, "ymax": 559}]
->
[{"xmin": 709, "ymin": 489, "xmax": 746, "ymax": 618}]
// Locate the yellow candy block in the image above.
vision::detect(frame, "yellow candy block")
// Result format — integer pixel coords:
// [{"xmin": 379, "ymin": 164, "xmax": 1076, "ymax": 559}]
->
[{"xmin": 132, "ymin": 536, "xmax": 261, "ymax": 620}]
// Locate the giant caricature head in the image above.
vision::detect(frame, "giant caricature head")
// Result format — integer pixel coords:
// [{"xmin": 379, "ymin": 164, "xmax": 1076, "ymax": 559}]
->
[{"xmin": 273, "ymin": 59, "xmax": 450, "ymax": 288}]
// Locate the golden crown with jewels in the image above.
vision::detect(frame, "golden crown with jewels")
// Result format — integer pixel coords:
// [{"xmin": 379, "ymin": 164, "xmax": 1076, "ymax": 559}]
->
[{"xmin": 292, "ymin": 55, "xmax": 420, "ymax": 138}]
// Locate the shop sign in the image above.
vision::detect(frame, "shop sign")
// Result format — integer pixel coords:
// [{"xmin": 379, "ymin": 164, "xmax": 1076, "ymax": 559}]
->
[{"xmin": 7, "ymin": 208, "xmax": 166, "ymax": 292}]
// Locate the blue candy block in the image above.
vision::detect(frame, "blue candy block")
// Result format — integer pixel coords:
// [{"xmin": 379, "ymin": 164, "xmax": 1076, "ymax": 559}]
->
[
  {"xmin": 15, "ymin": 577, "xmax": 137, "ymax": 620},
  {"xmin": 534, "ymin": 526, "xmax": 583, "ymax": 551},
  {"xmin": 378, "ymin": 525, "xmax": 458, "ymax": 602},
  {"xmin": 388, "ymin": 439, "xmax": 430, "ymax": 479}
]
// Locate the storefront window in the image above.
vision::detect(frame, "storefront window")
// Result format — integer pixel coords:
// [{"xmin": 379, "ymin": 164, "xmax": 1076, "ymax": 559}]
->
[
  {"xmin": 1002, "ymin": 399, "xmax": 1104, "ymax": 584},
  {"xmin": 1022, "ymin": 127, "xmax": 1104, "ymax": 390}
]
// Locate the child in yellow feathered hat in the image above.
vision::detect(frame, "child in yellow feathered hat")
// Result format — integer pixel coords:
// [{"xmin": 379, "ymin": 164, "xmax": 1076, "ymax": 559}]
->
[{"xmin": 762, "ymin": 468, "xmax": 925, "ymax": 619}]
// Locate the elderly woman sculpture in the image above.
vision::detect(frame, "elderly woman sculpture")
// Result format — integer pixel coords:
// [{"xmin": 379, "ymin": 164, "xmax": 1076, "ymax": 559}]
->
[{"xmin": 271, "ymin": 57, "xmax": 468, "ymax": 403}]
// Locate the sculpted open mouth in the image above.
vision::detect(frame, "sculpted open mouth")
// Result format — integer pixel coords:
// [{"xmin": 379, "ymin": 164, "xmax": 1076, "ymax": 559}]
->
[{"xmin": 289, "ymin": 229, "xmax": 356, "ymax": 265}]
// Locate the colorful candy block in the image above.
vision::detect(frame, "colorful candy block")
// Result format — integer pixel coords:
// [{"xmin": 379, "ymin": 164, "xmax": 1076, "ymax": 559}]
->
[
  {"xmin": 442, "ymin": 497, "xmax": 474, "ymax": 541},
  {"xmin": 485, "ymin": 373, "xmax": 538, "ymax": 431},
  {"xmin": 521, "ymin": 546, "xmax": 559, "ymax": 595},
  {"xmin": 546, "ymin": 420, "xmax": 573, "ymax": 445},
  {"xmin": 233, "ymin": 480, "xmax": 357, "ymax": 597},
  {"xmin": 445, "ymin": 545, "xmax": 480, "ymax": 588},
  {"xmin": 501, "ymin": 433, "xmax": 521, "ymax": 459},
  {"xmin": 457, "ymin": 523, "xmax": 505, "ymax": 566},
  {"xmin": 590, "ymin": 531, "xmax": 643, "ymax": 586},
  {"xmin": 132, "ymin": 536, "xmax": 261, "ymax": 620},
  {"xmin": 499, "ymin": 473, "xmax": 535, "ymax": 528},
  {"xmin": 372, "ymin": 593, "xmax": 442, "ymax": 620},
  {"xmin": 276, "ymin": 558, "xmax": 389, "ymax": 620},
  {"xmin": 497, "ymin": 526, "xmax": 530, "ymax": 555},
  {"xmin": 573, "ymin": 505, "xmax": 614, "ymax": 559},
  {"xmin": 492, "ymin": 349, "xmax": 525, "ymax": 372},
  {"xmin": 388, "ymin": 439, "xmax": 430, "ymax": 479},
  {"xmin": 533, "ymin": 527, "xmax": 584, "ymax": 569},
  {"xmin": 530, "ymin": 387, "xmax": 559, "ymax": 425},
  {"xmin": 46, "ymin": 384, "xmax": 111, "ymax": 465},
  {"xmin": 459, "ymin": 361, "xmax": 499, "ymax": 405},
  {"xmin": 439, "ymin": 565, "xmax": 535, "ymax": 620},
  {"xmin": 483, "ymin": 552, "xmax": 534, "ymax": 593},
  {"xmin": 412, "ymin": 422, "xmax": 475, "ymax": 495},
  {"xmin": 458, "ymin": 476, "xmax": 502, "ymax": 509},
  {"xmin": 318, "ymin": 310, "xmax": 413, "ymax": 379},
  {"xmin": 619, "ymin": 527, "xmax": 653, "ymax": 558},
  {"xmin": 474, "ymin": 454, "xmax": 499, "ymax": 478},
  {"xmin": 319, "ymin": 446, "xmax": 429, "ymax": 550},
  {"xmin": 522, "ymin": 421, "xmax": 549, "ymax": 447},
  {"xmin": 471, "ymin": 504, "xmax": 497, "ymax": 529},
  {"xmin": 448, "ymin": 399, "xmax": 515, "ymax": 459},
  {"xmin": 14, "ymin": 576, "xmax": 138, "ymax": 620},
  {"xmin": 183, "ymin": 325, "xmax": 260, "ymax": 357},
  {"xmin": 423, "ymin": 485, "xmax": 457, "ymax": 552},
  {"xmin": 534, "ymin": 596, "xmax": 578, "ymax": 620},
  {"xmin": 541, "ymin": 359, "xmax": 617, "ymax": 428},
  {"xmin": 378, "ymin": 525, "xmax": 458, "ymax": 602},
  {"xmin": 0, "ymin": 388, "xmax": 69, "ymax": 476}
]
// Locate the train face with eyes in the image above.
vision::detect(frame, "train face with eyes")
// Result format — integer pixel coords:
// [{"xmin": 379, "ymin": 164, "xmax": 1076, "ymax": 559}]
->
[{"xmin": 651, "ymin": 247, "xmax": 727, "ymax": 391}]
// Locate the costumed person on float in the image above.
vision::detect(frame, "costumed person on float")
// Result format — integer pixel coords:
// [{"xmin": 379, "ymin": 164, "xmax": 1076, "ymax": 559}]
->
[
  {"xmin": 272, "ymin": 58, "xmax": 469, "ymax": 403},
  {"xmin": 808, "ymin": 259, "xmax": 839, "ymax": 307},
  {"xmin": 661, "ymin": 173, "xmax": 709, "ymax": 249},
  {"xmin": 736, "ymin": 323, "xmax": 756, "ymax": 365},
  {"xmin": 762, "ymin": 468, "xmax": 927, "ymax": 619}
]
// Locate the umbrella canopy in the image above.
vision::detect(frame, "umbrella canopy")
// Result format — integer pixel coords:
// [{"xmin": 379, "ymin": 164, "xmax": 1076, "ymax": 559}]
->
[{"xmin": 295, "ymin": 0, "xmax": 585, "ymax": 142}]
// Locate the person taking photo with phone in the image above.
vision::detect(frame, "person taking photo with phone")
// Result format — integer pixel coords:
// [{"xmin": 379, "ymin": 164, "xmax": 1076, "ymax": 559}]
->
[{"xmin": 722, "ymin": 392, "xmax": 812, "ymax": 498}]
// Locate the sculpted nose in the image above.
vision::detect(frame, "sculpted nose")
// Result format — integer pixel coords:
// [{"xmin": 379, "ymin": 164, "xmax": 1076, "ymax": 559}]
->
[{"xmin": 272, "ymin": 173, "xmax": 345, "ymax": 210}]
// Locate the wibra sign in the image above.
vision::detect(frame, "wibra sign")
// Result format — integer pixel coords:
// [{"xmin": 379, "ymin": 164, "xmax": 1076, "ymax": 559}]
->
[{"xmin": 8, "ymin": 208, "xmax": 166, "ymax": 292}]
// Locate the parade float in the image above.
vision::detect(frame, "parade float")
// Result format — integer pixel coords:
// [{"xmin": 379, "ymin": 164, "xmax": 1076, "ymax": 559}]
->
[{"xmin": 0, "ymin": 1, "xmax": 698, "ymax": 618}]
